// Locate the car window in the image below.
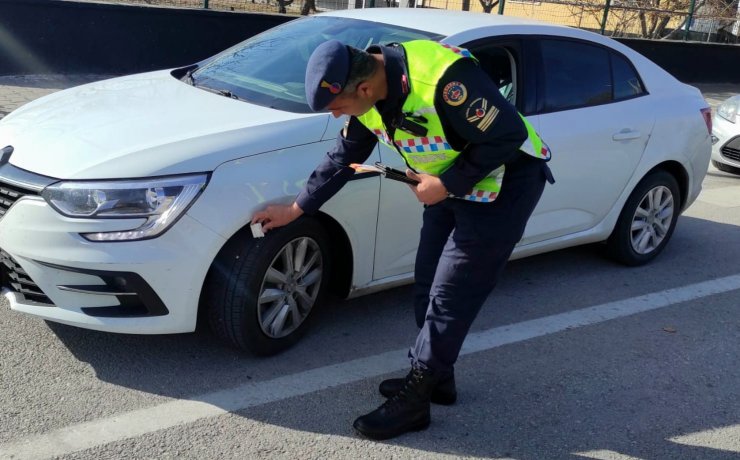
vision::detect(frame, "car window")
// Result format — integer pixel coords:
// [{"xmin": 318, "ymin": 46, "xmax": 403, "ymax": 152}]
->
[
  {"xmin": 540, "ymin": 39, "xmax": 612, "ymax": 112},
  {"xmin": 191, "ymin": 17, "xmax": 441, "ymax": 113},
  {"xmin": 465, "ymin": 39, "xmax": 533, "ymax": 112},
  {"xmin": 470, "ymin": 46, "xmax": 517, "ymax": 104},
  {"xmin": 611, "ymin": 52, "xmax": 645, "ymax": 100}
]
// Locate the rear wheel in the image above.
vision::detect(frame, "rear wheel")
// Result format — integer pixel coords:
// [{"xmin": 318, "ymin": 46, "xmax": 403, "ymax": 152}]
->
[
  {"xmin": 206, "ymin": 217, "xmax": 330, "ymax": 355},
  {"xmin": 712, "ymin": 159, "xmax": 740, "ymax": 176},
  {"xmin": 606, "ymin": 170, "xmax": 681, "ymax": 266}
]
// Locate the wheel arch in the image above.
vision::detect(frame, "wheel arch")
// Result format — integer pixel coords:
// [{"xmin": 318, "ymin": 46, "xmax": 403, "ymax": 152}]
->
[
  {"xmin": 314, "ymin": 211, "xmax": 354, "ymax": 299},
  {"xmin": 645, "ymin": 160, "xmax": 689, "ymax": 211},
  {"xmin": 605, "ymin": 162, "xmax": 685, "ymax": 266},
  {"xmin": 197, "ymin": 211, "xmax": 354, "ymax": 324}
]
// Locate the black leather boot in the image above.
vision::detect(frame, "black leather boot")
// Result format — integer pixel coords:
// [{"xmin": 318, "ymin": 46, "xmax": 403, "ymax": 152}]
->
[
  {"xmin": 379, "ymin": 371, "xmax": 457, "ymax": 405},
  {"xmin": 353, "ymin": 367, "xmax": 439, "ymax": 440}
]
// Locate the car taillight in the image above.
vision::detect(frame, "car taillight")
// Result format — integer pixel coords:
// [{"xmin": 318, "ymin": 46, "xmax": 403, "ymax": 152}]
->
[{"xmin": 701, "ymin": 107, "xmax": 712, "ymax": 135}]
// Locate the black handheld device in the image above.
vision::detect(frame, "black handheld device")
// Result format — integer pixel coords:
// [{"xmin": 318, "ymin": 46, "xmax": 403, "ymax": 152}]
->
[{"xmin": 374, "ymin": 162, "xmax": 419, "ymax": 185}]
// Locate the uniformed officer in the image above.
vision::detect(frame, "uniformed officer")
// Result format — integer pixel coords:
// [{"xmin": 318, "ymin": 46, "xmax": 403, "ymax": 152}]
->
[{"xmin": 251, "ymin": 39, "xmax": 554, "ymax": 440}]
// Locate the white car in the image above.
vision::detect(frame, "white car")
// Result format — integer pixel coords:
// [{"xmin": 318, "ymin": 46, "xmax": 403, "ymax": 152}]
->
[
  {"xmin": 0, "ymin": 9, "xmax": 711, "ymax": 355},
  {"xmin": 711, "ymin": 95, "xmax": 740, "ymax": 175}
]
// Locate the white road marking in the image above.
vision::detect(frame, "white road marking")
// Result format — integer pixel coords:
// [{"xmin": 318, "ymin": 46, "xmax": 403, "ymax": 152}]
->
[
  {"xmin": 669, "ymin": 423, "xmax": 740, "ymax": 453},
  {"xmin": 574, "ymin": 450, "xmax": 645, "ymax": 460},
  {"xmin": 2, "ymin": 273, "xmax": 740, "ymax": 460}
]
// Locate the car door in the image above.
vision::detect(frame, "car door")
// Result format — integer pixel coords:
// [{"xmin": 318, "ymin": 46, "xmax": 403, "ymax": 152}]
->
[
  {"xmin": 523, "ymin": 37, "xmax": 654, "ymax": 242},
  {"xmin": 372, "ymin": 142, "xmax": 423, "ymax": 280}
]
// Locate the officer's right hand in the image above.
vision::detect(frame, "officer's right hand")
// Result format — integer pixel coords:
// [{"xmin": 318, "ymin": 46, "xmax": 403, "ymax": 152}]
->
[
  {"xmin": 251, "ymin": 202, "xmax": 304, "ymax": 232},
  {"xmin": 406, "ymin": 170, "xmax": 449, "ymax": 206}
]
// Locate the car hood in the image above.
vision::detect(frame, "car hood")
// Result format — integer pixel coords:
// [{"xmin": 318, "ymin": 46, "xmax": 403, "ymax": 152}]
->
[{"xmin": 0, "ymin": 71, "xmax": 328, "ymax": 179}]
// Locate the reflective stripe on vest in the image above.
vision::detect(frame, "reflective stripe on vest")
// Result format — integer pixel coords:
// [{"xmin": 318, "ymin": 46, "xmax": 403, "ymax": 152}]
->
[{"xmin": 357, "ymin": 40, "xmax": 550, "ymax": 203}]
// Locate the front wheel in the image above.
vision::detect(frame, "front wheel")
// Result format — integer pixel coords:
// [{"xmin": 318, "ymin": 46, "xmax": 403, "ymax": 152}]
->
[
  {"xmin": 606, "ymin": 170, "xmax": 681, "ymax": 266},
  {"xmin": 206, "ymin": 217, "xmax": 330, "ymax": 355}
]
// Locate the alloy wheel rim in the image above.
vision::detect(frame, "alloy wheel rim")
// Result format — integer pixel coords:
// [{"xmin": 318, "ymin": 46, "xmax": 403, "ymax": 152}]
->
[
  {"xmin": 257, "ymin": 237, "xmax": 323, "ymax": 339},
  {"xmin": 630, "ymin": 185, "xmax": 674, "ymax": 255}
]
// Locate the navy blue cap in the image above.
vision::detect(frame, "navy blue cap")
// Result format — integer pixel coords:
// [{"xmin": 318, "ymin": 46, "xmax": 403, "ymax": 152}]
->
[{"xmin": 305, "ymin": 40, "xmax": 351, "ymax": 111}]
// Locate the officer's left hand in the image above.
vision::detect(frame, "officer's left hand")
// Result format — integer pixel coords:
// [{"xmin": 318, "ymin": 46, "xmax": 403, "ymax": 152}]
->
[{"xmin": 406, "ymin": 170, "xmax": 448, "ymax": 206}]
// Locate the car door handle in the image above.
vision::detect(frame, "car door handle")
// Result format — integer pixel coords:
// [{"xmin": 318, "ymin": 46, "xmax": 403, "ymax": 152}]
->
[{"xmin": 612, "ymin": 129, "xmax": 641, "ymax": 141}]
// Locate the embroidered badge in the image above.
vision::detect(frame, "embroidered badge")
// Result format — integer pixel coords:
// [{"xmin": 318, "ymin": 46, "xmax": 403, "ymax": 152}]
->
[
  {"xmin": 443, "ymin": 82, "xmax": 467, "ymax": 106},
  {"xmin": 321, "ymin": 80, "xmax": 342, "ymax": 94},
  {"xmin": 466, "ymin": 97, "xmax": 499, "ymax": 132},
  {"xmin": 466, "ymin": 98, "xmax": 488, "ymax": 122}
]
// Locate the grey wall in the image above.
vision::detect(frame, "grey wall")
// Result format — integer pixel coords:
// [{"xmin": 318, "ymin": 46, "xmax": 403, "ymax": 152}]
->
[
  {"xmin": 1, "ymin": 0, "xmax": 739, "ymax": 83},
  {"xmin": 0, "ymin": 0, "xmax": 293, "ymax": 76},
  {"xmin": 615, "ymin": 38, "xmax": 740, "ymax": 83}
]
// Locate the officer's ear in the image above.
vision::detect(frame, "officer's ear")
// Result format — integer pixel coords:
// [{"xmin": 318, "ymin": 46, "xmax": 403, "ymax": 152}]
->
[{"xmin": 356, "ymin": 80, "xmax": 372, "ymax": 99}]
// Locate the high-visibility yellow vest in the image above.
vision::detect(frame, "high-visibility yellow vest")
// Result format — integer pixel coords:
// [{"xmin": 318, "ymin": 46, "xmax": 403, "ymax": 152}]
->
[{"xmin": 357, "ymin": 40, "xmax": 550, "ymax": 203}]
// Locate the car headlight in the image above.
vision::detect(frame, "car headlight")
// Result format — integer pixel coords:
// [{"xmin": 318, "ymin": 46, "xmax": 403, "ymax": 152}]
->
[
  {"xmin": 717, "ymin": 96, "xmax": 739, "ymax": 124},
  {"xmin": 41, "ymin": 173, "xmax": 209, "ymax": 241}
]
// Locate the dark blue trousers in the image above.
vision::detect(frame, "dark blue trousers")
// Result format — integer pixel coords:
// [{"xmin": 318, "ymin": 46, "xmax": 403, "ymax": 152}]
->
[{"xmin": 409, "ymin": 155, "xmax": 548, "ymax": 373}]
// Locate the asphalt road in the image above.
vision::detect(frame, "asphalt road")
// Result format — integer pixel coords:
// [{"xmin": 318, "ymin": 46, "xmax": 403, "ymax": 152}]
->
[{"xmin": 0, "ymin": 79, "xmax": 739, "ymax": 459}]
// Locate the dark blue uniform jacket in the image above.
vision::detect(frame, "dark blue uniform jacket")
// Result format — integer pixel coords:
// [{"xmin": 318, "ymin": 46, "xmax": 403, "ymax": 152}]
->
[{"xmin": 296, "ymin": 43, "xmax": 532, "ymax": 214}]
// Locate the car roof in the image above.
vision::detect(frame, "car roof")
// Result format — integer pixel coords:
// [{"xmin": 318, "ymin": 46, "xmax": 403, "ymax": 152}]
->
[
  {"xmin": 320, "ymin": 8, "xmax": 680, "ymax": 92},
  {"xmin": 320, "ymin": 7, "xmax": 565, "ymax": 37}
]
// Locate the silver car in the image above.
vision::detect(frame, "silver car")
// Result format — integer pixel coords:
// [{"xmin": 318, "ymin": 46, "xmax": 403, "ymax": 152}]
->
[{"xmin": 711, "ymin": 95, "xmax": 740, "ymax": 175}]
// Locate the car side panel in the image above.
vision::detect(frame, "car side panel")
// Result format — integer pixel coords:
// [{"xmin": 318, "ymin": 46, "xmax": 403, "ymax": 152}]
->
[
  {"xmin": 513, "ymin": 90, "xmax": 710, "ymax": 262},
  {"xmin": 639, "ymin": 88, "xmax": 711, "ymax": 210},
  {"xmin": 373, "ymin": 143, "xmax": 424, "ymax": 280},
  {"xmin": 186, "ymin": 134, "xmax": 382, "ymax": 293},
  {"xmin": 524, "ymin": 97, "xmax": 655, "ymax": 244}
]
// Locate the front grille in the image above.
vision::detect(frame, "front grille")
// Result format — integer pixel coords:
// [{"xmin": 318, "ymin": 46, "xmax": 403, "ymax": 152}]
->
[
  {"xmin": 0, "ymin": 180, "xmax": 37, "ymax": 220},
  {"xmin": 720, "ymin": 136, "xmax": 740, "ymax": 163},
  {"xmin": 0, "ymin": 249, "xmax": 54, "ymax": 306}
]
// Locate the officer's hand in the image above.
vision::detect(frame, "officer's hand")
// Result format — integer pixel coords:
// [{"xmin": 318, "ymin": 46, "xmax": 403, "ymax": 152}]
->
[
  {"xmin": 251, "ymin": 202, "xmax": 304, "ymax": 232},
  {"xmin": 406, "ymin": 170, "xmax": 448, "ymax": 206}
]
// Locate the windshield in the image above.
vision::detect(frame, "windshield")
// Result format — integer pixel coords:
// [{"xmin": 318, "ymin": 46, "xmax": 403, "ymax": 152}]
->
[{"xmin": 190, "ymin": 17, "xmax": 442, "ymax": 113}]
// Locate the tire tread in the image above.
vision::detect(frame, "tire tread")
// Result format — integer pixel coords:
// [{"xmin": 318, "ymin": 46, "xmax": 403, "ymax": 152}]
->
[{"xmin": 206, "ymin": 219, "xmax": 329, "ymax": 355}]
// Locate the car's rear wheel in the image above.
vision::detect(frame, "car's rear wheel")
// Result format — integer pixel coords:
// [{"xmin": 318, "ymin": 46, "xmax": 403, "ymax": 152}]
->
[
  {"xmin": 206, "ymin": 217, "xmax": 330, "ymax": 355},
  {"xmin": 606, "ymin": 170, "xmax": 681, "ymax": 266},
  {"xmin": 712, "ymin": 159, "xmax": 740, "ymax": 176}
]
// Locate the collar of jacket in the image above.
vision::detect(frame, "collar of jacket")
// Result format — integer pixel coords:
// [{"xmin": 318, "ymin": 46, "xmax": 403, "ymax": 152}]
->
[{"xmin": 366, "ymin": 43, "xmax": 409, "ymax": 120}]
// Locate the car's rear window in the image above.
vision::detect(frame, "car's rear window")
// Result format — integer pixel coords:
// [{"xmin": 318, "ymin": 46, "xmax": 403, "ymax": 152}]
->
[
  {"xmin": 537, "ymin": 38, "xmax": 646, "ymax": 113},
  {"xmin": 540, "ymin": 39, "xmax": 612, "ymax": 112},
  {"xmin": 190, "ymin": 17, "xmax": 441, "ymax": 113},
  {"xmin": 612, "ymin": 53, "xmax": 645, "ymax": 100}
]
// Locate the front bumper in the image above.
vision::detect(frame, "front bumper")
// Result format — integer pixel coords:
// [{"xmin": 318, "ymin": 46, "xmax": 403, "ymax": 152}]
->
[
  {"xmin": 711, "ymin": 116, "xmax": 740, "ymax": 168},
  {"xmin": 0, "ymin": 191, "xmax": 226, "ymax": 334}
]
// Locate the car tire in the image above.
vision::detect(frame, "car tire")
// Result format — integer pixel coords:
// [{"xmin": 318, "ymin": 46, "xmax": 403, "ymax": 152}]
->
[
  {"xmin": 606, "ymin": 170, "xmax": 681, "ymax": 266},
  {"xmin": 206, "ymin": 217, "xmax": 330, "ymax": 355},
  {"xmin": 712, "ymin": 160, "xmax": 740, "ymax": 176}
]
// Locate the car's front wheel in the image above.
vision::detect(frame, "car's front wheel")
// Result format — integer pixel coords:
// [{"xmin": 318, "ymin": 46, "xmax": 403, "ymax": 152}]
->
[
  {"xmin": 206, "ymin": 217, "xmax": 330, "ymax": 355},
  {"xmin": 606, "ymin": 170, "xmax": 681, "ymax": 266}
]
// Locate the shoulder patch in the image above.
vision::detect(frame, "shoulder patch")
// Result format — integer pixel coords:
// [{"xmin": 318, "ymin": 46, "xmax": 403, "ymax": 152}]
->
[{"xmin": 442, "ymin": 81, "xmax": 467, "ymax": 106}]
